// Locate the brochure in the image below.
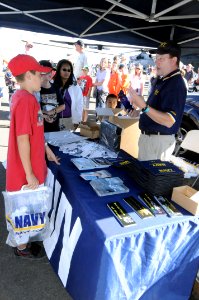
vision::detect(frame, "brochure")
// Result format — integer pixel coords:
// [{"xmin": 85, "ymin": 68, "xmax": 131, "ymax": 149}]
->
[
  {"xmin": 71, "ymin": 157, "xmax": 112, "ymax": 170},
  {"xmin": 106, "ymin": 158, "xmax": 132, "ymax": 168},
  {"xmin": 123, "ymin": 196, "xmax": 154, "ymax": 219},
  {"xmin": 90, "ymin": 177, "xmax": 129, "ymax": 196},
  {"xmin": 138, "ymin": 192, "xmax": 166, "ymax": 216},
  {"xmin": 107, "ymin": 201, "xmax": 136, "ymax": 227},
  {"xmin": 154, "ymin": 195, "xmax": 182, "ymax": 217},
  {"xmin": 91, "ymin": 157, "xmax": 112, "ymax": 167},
  {"xmin": 141, "ymin": 160, "xmax": 184, "ymax": 176},
  {"xmin": 80, "ymin": 170, "xmax": 112, "ymax": 181}
]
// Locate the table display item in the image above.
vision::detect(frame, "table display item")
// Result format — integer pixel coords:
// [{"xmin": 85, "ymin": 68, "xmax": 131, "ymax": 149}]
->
[
  {"xmin": 79, "ymin": 122, "xmax": 100, "ymax": 139},
  {"xmin": 106, "ymin": 158, "xmax": 133, "ymax": 168},
  {"xmin": 154, "ymin": 195, "xmax": 182, "ymax": 217},
  {"xmin": 71, "ymin": 157, "xmax": 98, "ymax": 170},
  {"xmin": 107, "ymin": 201, "xmax": 136, "ymax": 227},
  {"xmin": 172, "ymin": 185, "xmax": 199, "ymax": 215},
  {"xmin": 71, "ymin": 157, "xmax": 111, "ymax": 170},
  {"xmin": 90, "ymin": 177, "xmax": 129, "ymax": 196},
  {"xmin": 80, "ymin": 170, "xmax": 111, "ymax": 181},
  {"xmin": 99, "ymin": 120, "xmax": 122, "ymax": 152},
  {"xmin": 125, "ymin": 158, "xmax": 184, "ymax": 196},
  {"xmin": 138, "ymin": 192, "xmax": 166, "ymax": 216},
  {"xmin": 91, "ymin": 157, "xmax": 112, "ymax": 167},
  {"xmin": 123, "ymin": 196, "xmax": 154, "ymax": 218}
]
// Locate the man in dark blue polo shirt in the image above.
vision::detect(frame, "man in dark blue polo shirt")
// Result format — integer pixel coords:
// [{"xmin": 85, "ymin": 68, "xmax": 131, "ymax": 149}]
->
[{"xmin": 128, "ymin": 40, "xmax": 187, "ymax": 161}]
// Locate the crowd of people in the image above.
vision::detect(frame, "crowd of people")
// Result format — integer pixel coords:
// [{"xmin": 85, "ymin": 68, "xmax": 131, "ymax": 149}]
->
[
  {"xmin": 1, "ymin": 39, "xmax": 199, "ymax": 258},
  {"xmin": 1, "ymin": 40, "xmax": 199, "ymax": 124}
]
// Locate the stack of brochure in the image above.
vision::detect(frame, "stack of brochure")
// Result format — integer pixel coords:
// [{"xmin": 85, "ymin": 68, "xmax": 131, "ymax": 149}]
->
[{"xmin": 125, "ymin": 158, "xmax": 184, "ymax": 196}]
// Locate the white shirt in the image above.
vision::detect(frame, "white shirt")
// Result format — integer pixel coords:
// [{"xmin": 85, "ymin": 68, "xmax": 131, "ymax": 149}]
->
[
  {"xmin": 73, "ymin": 52, "xmax": 88, "ymax": 79},
  {"xmin": 96, "ymin": 69, "xmax": 110, "ymax": 93}
]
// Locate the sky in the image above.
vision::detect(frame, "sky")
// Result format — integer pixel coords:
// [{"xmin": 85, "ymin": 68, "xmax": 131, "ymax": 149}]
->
[{"xmin": 0, "ymin": 27, "xmax": 142, "ymax": 65}]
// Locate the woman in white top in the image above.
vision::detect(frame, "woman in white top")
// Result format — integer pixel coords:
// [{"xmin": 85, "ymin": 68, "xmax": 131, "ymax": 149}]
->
[
  {"xmin": 130, "ymin": 64, "xmax": 144, "ymax": 96},
  {"xmin": 93, "ymin": 57, "xmax": 110, "ymax": 108},
  {"xmin": 53, "ymin": 59, "xmax": 83, "ymax": 130}
]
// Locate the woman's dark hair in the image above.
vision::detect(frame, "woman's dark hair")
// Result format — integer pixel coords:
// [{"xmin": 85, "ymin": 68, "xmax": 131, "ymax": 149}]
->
[{"xmin": 53, "ymin": 59, "xmax": 75, "ymax": 90}]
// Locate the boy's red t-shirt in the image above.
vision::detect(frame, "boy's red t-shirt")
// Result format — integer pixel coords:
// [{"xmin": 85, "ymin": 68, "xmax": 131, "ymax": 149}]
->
[
  {"xmin": 79, "ymin": 75, "xmax": 93, "ymax": 96},
  {"xmin": 6, "ymin": 90, "xmax": 47, "ymax": 191}
]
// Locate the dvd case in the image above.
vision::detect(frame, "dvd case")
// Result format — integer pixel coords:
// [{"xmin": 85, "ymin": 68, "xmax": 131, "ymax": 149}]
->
[
  {"xmin": 80, "ymin": 170, "xmax": 111, "ymax": 181},
  {"xmin": 90, "ymin": 177, "xmax": 129, "ymax": 196},
  {"xmin": 138, "ymin": 192, "xmax": 166, "ymax": 216},
  {"xmin": 107, "ymin": 201, "xmax": 136, "ymax": 227},
  {"xmin": 124, "ymin": 196, "xmax": 154, "ymax": 218},
  {"xmin": 71, "ymin": 157, "xmax": 112, "ymax": 170},
  {"xmin": 154, "ymin": 195, "xmax": 182, "ymax": 217},
  {"xmin": 71, "ymin": 158, "xmax": 98, "ymax": 170},
  {"xmin": 91, "ymin": 158, "xmax": 112, "ymax": 168}
]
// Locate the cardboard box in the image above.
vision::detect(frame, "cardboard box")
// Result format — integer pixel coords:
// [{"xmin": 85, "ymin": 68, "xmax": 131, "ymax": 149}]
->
[
  {"xmin": 192, "ymin": 278, "xmax": 199, "ymax": 299},
  {"xmin": 96, "ymin": 107, "xmax": 124, "ymax": 117},
  {"xmin": 79, "ymin": 122, "xmax": 100, "ymax": 139},
  {"xmin": 96, "ymin": 108, "xmax": 141, "ymax": 157},
  {"xmin": 108, "ymin": 115, "xmax": 140, "ymax": 158},
  {"xmin": 172, "ymin": 185, "xmax": 199, "ymax": 215}
]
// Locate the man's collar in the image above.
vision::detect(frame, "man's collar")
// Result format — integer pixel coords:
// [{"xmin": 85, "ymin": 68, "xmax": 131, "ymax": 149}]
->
[{"xmin": 163, "ymin": 69, "xmax": 180, "ymax": 81}]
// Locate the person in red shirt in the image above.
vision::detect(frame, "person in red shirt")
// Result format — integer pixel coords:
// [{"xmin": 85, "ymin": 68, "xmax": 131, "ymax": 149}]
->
[
  {"xmin": 6, "ymin": 54, "xmax": 60, "ymax": 258},
  {"xmin": 78, "ymin": 65, "xmax": 93, "ymax": 122}
]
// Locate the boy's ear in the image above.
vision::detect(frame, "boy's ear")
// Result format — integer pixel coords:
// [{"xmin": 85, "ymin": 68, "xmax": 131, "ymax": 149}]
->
[{"xmin": 25, "ymin": 71, "xmax": 32, "ymax": 80}]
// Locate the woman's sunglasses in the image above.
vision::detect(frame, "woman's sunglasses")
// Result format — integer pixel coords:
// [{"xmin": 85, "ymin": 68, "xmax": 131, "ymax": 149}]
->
[{"xmin": 61, "ymin": 68, "xmax": 71, "ymax": 72}]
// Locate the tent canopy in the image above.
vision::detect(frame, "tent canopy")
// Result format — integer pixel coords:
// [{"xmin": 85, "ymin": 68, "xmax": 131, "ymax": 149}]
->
[{"xmin": 0, "ymin": 0, "xmax": 199, "ymax": 55}]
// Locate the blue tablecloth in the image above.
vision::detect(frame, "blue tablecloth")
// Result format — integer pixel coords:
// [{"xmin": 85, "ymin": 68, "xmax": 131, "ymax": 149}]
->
[{"xmin": 44, "ymin": 146, "xmax": 199, "ymax": 300}]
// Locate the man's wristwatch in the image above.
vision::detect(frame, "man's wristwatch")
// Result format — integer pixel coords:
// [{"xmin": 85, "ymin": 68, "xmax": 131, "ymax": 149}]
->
[{"xmin": 141, "ymin": 105, "xmax": 150, "ymax": 114}]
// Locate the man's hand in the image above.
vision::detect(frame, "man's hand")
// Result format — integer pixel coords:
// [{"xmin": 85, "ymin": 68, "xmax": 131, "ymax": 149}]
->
[
  {"xmin": 128, "ymin": 86, "xmax": 146, "ymax": 109},
  {"xmin": 45, "ymin": 144, "xmax": 61, "ymax": 165},
  {"xmin": 127, "ymin": 109, "xmax": 140, "ymax": 118}
]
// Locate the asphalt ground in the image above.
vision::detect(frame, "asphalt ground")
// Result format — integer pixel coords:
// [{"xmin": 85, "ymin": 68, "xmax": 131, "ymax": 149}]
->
[{"xmin": 0, "ymin": 94, "xmax": 197, "ymax": 300}]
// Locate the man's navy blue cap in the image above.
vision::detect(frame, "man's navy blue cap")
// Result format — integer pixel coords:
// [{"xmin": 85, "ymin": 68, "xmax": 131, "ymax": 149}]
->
[{"xmin": 156, "ymin": 40, "xmax": 181, "ymax": 59}]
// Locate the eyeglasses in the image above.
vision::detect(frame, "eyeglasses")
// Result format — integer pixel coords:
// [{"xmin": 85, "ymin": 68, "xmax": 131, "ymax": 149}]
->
[{"xmin": 61, "ymin": 68, "xmax": 71, "ymax": 72}]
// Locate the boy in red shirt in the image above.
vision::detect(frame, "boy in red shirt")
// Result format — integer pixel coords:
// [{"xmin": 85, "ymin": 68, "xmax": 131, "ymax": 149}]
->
[
  {"xmin": 6, "ymin": 54, "xmax": 60, "ymax": 258},
  {"xmin": 78, "ymin": 65, "xmax": 93, "ymax": 122}
]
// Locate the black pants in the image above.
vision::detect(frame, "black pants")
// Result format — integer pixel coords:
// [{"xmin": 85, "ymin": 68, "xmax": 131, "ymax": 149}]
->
[{"xmin": 96, "ymin": 90, "xmax": 108, "ymax": 108}]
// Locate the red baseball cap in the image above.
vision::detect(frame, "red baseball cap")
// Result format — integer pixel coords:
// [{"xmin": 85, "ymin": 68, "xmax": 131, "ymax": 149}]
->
[{"xmin": 8, "ymin": 54, "xmax": 52, "ymax": 76}]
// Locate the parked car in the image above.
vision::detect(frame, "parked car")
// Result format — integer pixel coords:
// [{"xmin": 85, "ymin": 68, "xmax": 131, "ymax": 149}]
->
[{"xmin": 175, "ymin": 92, "xmax": 199, "ymax": 155}]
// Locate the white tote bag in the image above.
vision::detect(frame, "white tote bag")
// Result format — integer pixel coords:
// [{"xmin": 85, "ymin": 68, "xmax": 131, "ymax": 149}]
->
[{"xmin": 2, "ymin": 186, "xmax": 52, "ymax": 246}]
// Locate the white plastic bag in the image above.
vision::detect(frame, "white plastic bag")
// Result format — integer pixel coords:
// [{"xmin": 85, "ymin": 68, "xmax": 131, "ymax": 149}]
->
[{"xmin": 2, "ymin": 186, "xmax": 52, "ymax": 246}]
